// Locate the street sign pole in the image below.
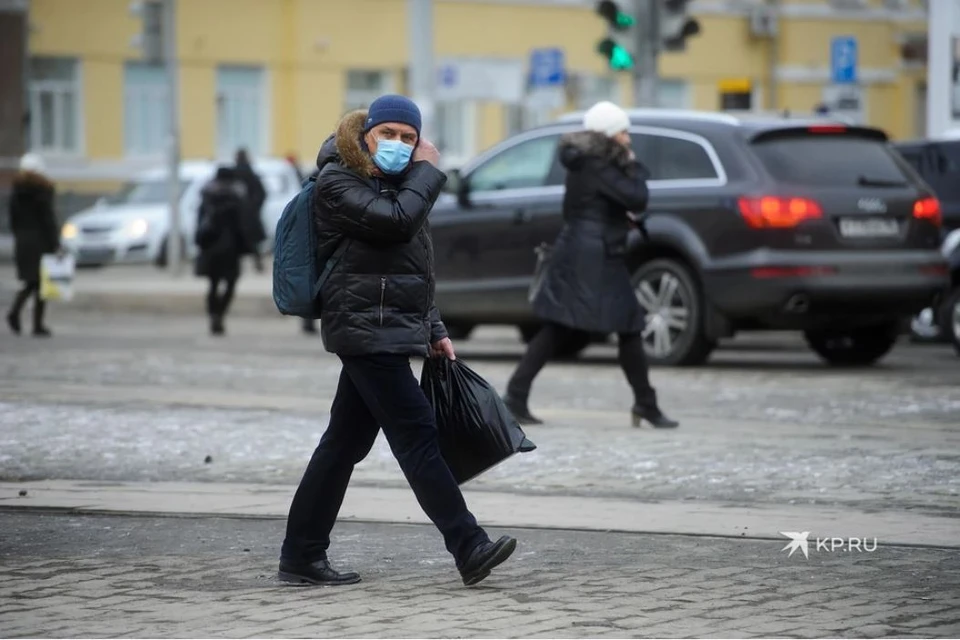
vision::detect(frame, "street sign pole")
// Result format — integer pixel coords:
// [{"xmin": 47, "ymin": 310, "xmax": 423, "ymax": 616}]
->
[
  {"xmin": 408, "ymin": 0, "xmax": 436, "ymax": 141},
  {"xmin": 163, "ymin": 0, "xmax": 181, "ymax": 276},
  {"xmin": 632, "ymin": 0, "xmax": 659, "ymax": 108}
]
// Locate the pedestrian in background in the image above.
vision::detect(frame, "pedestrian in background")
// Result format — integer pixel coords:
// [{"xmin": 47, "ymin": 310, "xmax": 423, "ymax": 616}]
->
[
  {"xmin": 194, "ymin": 166, "xmax": 251, "ymax": 336},
  {"xmin": 6, "ymin": 153, "xmax": 60, "ymax": 337},
  {"xmin": 233, "ymin": 148, "xmax": 267, "ymax": 273},
  {"xmin": 503, "ymin": 101, "xmax": 679, "ymax": 429},
  {"xmin": 279, "ymin": 95, "xmax": 516, "ymax": 587}
]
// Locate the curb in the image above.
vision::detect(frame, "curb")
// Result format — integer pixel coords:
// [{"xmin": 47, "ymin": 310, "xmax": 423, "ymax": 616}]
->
[{"xmin": 67, "ymin": 290, "xmax": 282, "ymax": 318}]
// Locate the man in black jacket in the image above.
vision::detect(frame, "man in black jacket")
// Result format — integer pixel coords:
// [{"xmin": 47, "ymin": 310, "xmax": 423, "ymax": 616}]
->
[
  {"xmin": 233, "ymin": 148, "xmax": 267, "ymax": 272},
  {"xmin": 279, "ymin": 95, "xmax": 517, "ymax": 587}
]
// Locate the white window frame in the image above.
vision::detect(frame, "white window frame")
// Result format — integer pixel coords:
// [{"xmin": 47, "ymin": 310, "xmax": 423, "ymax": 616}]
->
[
  {"xmin": 656, "ymin": 79, "xmax": 691, "ymax": 109},
  {"xmin": 434, "ymin": 100, "xmax": 477, "ymax": 169},
  {"xmin": 27, "ymin": 56, "xmax": 83, "ymax": 157},
  {"xmin": 123, "ymin": 62, "xmax": 168, "ymax": 159},
  {"xmin": 344, "ymin": 70, "xmax": 396, "ymax": 113},
  {"xmin": 215, "ymin": 64, "xmax": 270, "ymax": 160}
]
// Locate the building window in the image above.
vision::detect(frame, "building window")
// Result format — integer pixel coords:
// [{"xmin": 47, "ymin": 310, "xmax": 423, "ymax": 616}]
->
[
  {"xmin": 435, "ymin": 101, "xmax": 476, "ymax": 168},
  {"xmin": 345, "ymin": 70, "xmax": 395, "ymax": 112},
  {"xmin": 504, "ymin": 104, "xmax": 554, "ymax": 138},
  {"xmin": 575, "ymin": 74, "xmax": 620, "ymax": 109},
  {"xmin": 28, "ymin": 56, "xmax": 81, "ymax": 154},
  {"xmin": 124, "ymin": 62, "xmax": 168, "ymax": 156},
  {"xmin": 216, "ymin": 65, "xmax": 266, "ymax": 158},
  {"xmin": 657, "ymin": 79, "xmax": 690, "ymax": 109}
]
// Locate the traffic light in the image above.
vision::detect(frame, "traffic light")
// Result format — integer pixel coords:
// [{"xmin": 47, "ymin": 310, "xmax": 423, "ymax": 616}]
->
[
  {"xmin": 660, "ymin": 0, "xmax": 701, "ymax": 52},
  {"xmin": 595, "ymin": 1, "xmax": 635, "ymax": 71},
  {"xmin": 129, "ymin": 0, "xmax": 164, "ymax": 64}
]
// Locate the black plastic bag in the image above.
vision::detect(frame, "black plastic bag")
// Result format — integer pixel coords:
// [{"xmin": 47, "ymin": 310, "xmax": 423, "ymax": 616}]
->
[{"xmin": 420, "ymin": 357, "xmax": 536, "ymax": 484}]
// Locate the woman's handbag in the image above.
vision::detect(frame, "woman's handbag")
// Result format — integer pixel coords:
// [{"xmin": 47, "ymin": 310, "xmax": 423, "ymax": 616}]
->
[{"xmin": 528, "ymin": 242, "xmax": 553, "ymax": 303}]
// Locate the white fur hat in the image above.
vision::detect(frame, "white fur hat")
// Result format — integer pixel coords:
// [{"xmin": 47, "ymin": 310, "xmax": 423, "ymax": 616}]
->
[
  {"xmin": 583, "ymin": 101, "xmax": 630, "ymax": 137},
  {"xmin": 19, "ymin": 152, "xmax": 46, "ymax": 174}
]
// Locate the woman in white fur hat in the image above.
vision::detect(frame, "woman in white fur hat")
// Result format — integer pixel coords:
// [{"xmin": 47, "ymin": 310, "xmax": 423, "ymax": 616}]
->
[{"xmin": 503, "ymin": 101, "xmax": 678, "ymax": 429}]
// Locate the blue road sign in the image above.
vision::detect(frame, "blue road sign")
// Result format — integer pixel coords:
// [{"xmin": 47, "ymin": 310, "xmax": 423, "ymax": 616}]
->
[
  {"xmin": 438, "ymin": 63, "xmax": 458, "ymax": 89},
  {"xmin": 529, "ymin": 48, "xmax": 566, "ymax": 88},
  {"xmin": 830, "ymin": 36, "xmax": 857, "ymax": 84}
]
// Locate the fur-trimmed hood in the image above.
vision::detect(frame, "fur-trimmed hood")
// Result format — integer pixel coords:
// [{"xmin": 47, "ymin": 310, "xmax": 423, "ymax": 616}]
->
[
  {"xmin": 12, "ymin": 170, "xmax": 54, "ymax": 193},
  {"xmin": 315, "ymin": 109, "xmax": 377, "ymax": 178},
  {"xmin": 558, "ymin": 130, "xmax": 632, "ymax": 172}
]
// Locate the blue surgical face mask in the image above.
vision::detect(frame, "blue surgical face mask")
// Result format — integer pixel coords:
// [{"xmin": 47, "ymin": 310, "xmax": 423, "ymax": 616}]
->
[{"xmin": 372, "ymin": 138, "xmax": 415, "ymax": 175}]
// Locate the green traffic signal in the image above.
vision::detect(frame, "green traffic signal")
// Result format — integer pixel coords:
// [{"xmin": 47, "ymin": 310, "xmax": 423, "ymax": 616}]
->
[
  {"xmin": 614, "ymin": 12, "xmax": 635, "ymax": 28},
  {"xmin": 597, "ymin": 37, "xmax": 635, "ymax": 71}
]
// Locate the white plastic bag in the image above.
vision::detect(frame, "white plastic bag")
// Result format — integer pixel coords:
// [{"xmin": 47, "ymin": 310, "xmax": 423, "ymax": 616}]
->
[{"xmin": 40, "ymin": 253, "xmax": 75, "ymax": 302}]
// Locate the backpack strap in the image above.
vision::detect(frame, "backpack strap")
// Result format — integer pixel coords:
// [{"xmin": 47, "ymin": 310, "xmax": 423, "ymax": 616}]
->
[{"xmin": 312, "ymin": 239, "xmax": 349, "ymax": 299}]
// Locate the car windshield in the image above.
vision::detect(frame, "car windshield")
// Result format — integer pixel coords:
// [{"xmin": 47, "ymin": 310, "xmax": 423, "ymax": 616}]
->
[
  {"xmin": 107, "ymin": 179, "xmax": 188, "ymax": 205},
  {"xmin": 752, "ymin": 136, "xmax": 912, "ymax": 187}
]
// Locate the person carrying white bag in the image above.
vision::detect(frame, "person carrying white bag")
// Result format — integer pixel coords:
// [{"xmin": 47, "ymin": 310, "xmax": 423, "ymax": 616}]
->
[{"xmin": 6, "ymin": 153, "xmax": 61, "ymax": 337}]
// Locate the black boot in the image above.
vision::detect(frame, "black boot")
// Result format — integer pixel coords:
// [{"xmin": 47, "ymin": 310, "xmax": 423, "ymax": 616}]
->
[
  {"xmin": 6, "ymin": 312, "xmax": 21, "ymax": 335},
  {"xmin": 503, "ymin": 394, "xmax": 543, "ymax": 425},
  {"xmin": 32, "ymin": 299, "xmax": 51, "ymax": 337},
  {"xmin": 631, "ymin": 406, "xmax": 679, "ymax": 429},
  {"xmin": 278, "ymin": 557, "xmax": 361, "ymax": 586},
  {"xmin": 459, "ymin": 536, "xmax": 517, "ymax": 586},
  {"xmin": 7, "ymin": 286, "xmax": 32, "ymax": 335},
  {"xmin": 210, "ymin": 314, "xmax": 225, "ymax": 336}
]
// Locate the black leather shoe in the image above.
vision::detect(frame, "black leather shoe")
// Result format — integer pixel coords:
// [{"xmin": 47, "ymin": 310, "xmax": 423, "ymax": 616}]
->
[
  {"xmin": 631, "ymin": 407, "xmax": 679, "ymax": 429},
  {"xmin": 278, "ymin": 558, "xmax": 361, "ymax": 586},
  {"xmin": 503, "ymin": 395, "xmax": 543, "ymax": 425},
  {"xmin": 459, "ymin": 535, "xmax": 517, "ymax": 586}
]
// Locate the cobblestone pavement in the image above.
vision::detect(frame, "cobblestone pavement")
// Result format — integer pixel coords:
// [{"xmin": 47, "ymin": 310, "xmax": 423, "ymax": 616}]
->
[
  {"xmin": 1, "ymin": 512, "xmax": 959, "ymax": 639},
  {"xmin": 2, "ymin": 311, "xmax": 959, "ymax": 515}
]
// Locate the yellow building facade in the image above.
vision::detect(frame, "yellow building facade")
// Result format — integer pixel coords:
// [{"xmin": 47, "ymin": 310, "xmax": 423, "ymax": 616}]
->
[{"xmin": 25, "ymin": 0, "xmax": 929, "ymax": 190}]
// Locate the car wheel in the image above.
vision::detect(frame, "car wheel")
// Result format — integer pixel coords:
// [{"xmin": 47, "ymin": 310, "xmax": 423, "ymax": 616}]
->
[
  {"xmin": 632, "ymin": 258, "xmax": 715, "ymax": 366},
  {"xmin": 516, "ymin": 324, "xmax": 593, "ymax": 360},
  {"xmin": 938, "ymin": 287, "xmax": 960, "ymax": 356},
  {"xmin": 803, "ymin": 323, "xmax": 899, "ymax": 366}
]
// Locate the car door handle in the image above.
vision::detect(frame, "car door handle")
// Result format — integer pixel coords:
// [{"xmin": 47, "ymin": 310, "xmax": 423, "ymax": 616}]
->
[{"xmin": 513, "ymin": 209, "xmax": 530, "ymax": 224}]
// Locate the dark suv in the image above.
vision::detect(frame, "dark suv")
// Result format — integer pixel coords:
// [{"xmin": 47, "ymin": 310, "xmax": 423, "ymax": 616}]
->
[{"xmin": 429, "ymin": 109, "xmax": 948, "ymax": 366}]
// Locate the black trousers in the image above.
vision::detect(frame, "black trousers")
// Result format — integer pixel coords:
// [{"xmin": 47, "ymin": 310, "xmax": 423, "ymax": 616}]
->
[
  {"xmin": 506, "ymin": 322, "xmax": 658, "ymax": 410},
  {"xmin": 281, "ymin": 354, "xmax": 489, "ymax": 568},
  {"xmin": 205, "ymin": 276, "xmax": 236, "ymax": 318},
  {"xmin": 7, "ymin": 281, "xmax": 46, "ymax": 329}
]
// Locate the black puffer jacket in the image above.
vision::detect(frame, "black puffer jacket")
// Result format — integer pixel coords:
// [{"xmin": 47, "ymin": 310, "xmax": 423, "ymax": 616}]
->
[
  {"xmin": 312, "ymin": 109, "xmax": 449, "ymax": 357},
  {"xmin": 531, "ymin": 130, "xmax": 650, "ymax": 334},
  {"xmin": 194, "ymin": 176, "xmax": 249, "ymax": 280},
  {"xmin": 8, "ymin": 171, "xmax": 59, "ymax": 283}
]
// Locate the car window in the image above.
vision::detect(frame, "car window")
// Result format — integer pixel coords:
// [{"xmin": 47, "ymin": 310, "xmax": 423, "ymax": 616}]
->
[
  {"xmin": 752, "ymin": 136, "xmax": 911, "ymax": 186},
  {"xmin": 107, "ymin": 179, "xmax": 189, "ymax": 205},
  {"xmin": 469, "ymin": 134, "xmax": 560, "ymax": 192},
  {"xmin": 631, "ymin": 133, "xmax": 719, "ymax": 181}
]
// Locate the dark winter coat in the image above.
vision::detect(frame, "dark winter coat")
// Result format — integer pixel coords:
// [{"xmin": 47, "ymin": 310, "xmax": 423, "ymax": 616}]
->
[
  {"xmin": 531, "ymin": 130, "xmax": 650, "ymax": 334},
  {"xmin": 194, "ymin": 178, "xmax": 249, "ymax": 281},
  {"xmin": 235, "ymin": 161, "xmax": 267, "ymax": 249},
  {"xmin": 8, "ymin": 171, "xmax": 59, "ymax": 283},
  {"xmin": 312, "ymin": 109, "xmax": 449, "ymax": 357}
]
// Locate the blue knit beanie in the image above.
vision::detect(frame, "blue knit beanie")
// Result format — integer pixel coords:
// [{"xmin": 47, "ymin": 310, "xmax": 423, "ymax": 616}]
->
[{"xmin": 364, "ymin": 94, "xmax": 422, "ymax": 136}]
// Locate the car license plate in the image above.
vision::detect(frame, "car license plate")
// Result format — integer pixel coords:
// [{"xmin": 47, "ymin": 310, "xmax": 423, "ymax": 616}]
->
[{"xmin": 838, "ymin": 217, "xmax": 900, "ymax": 238}]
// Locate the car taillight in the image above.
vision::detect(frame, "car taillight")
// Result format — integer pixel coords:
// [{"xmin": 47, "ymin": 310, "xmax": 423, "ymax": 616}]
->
[
  {"xmin": 738, "ymin": 196, "xmax": 823, "ymax": 228},
  {"xmin": 913, "ymin": 197, "xmax": 941, "ymax": 226}
]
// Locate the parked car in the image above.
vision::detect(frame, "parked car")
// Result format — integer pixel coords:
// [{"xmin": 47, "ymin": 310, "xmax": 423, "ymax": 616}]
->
[
  {"xmin": 429, "ymin": 109, "xmax": 949, "ymax": 366},
  {"xmin": 892, "ymin": 137, "xmax": 960, "ymax": 344},
  {"xmin": 908, "ymin": 228, "xmax": 960, "ymax": 354},
  {"xmin": 59, "ymin": 158, "xmax": 301, "ymax": 267}
]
